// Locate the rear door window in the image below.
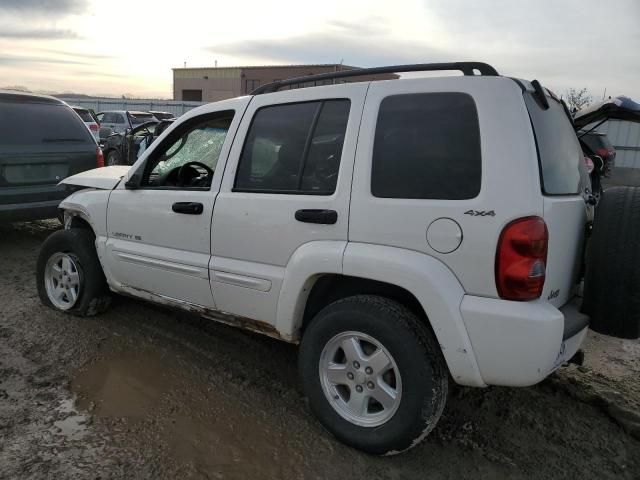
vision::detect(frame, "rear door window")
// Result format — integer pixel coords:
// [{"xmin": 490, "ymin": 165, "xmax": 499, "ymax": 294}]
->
[
  {"xmin": 235, "ymin": 99, "xmax": 350, "ymax": 194},
  {"xmin": 524, "ymin": 93, "xmax": 582, "ymax": 195},
  {"xmin": 371, "ymin": 92, "xmax": 481, "ymax": 199},
  {"xmin": 0, "ymin": 102, "xmax": 93, "ymax": 145}
]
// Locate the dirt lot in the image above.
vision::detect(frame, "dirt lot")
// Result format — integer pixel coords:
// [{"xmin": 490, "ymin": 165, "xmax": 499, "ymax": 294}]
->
[{"xmin": 1, "ymin": 221, "xmax": 639, "ymax": 480}]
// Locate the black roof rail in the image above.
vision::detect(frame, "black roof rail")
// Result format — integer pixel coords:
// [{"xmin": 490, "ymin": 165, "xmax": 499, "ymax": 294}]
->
[{"xmin": 251, "ymin": 62, "xmax": 500, "ymax": 95}]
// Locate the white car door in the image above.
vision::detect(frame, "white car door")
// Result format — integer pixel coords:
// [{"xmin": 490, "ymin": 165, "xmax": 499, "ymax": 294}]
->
[
  {"xmin": 210, "ymin": 84, "xmax": 368, "ymax": 325},
  {"xmin": 104, "ymin": 99, "xmax": 250, "ymax": 307}
]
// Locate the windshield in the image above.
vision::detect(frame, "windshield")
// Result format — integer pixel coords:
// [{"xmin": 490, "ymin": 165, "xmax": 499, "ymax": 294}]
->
[{"xmin": 73, "ymin": 108, "xmax": 94, "ymax": 122}]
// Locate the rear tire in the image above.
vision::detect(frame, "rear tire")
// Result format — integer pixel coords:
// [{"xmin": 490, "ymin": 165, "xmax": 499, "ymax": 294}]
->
[
  {"xmin": 106, "ymin": 150, "xmax": 121, "ymax": 166},
  {"xmin": 37, "ymin": 229, "xmax": 111, "ymax": 316},
  {"xmin": 299, "ymin": 295, "xmax": 448, "ymax": 455},
  {"xmin": 583, "ymin": 186, "xmax": 640, "ymax": 339}
]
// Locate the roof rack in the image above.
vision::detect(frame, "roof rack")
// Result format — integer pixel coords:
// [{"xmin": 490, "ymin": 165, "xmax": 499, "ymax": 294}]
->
[{"xmin": 251, "ymin": 62, "xmax": 499, "ymax": 95}]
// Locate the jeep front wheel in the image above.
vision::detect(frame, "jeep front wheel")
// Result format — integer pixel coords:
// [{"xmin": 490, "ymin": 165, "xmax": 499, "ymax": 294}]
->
[
  {"xmin": 37, "ymin": 229, "xmax": 111, "ymax": 316},
  {"xmin": 299, "ymin": 295, "xmax": 448, "ymax": 455}
]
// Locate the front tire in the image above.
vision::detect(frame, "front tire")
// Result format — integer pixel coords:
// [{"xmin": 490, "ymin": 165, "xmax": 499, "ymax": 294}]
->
[
  {"xmin": 299, "ymin": 295, "xmax": 448, "ymax": 455},
  {"xmin": 37, "ymin": 229, "xmax": 111, "ymax": 316}
]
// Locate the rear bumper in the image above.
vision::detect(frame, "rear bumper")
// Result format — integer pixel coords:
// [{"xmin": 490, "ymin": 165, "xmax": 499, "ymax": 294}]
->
[
  {"xmin": 0, "ymin": 199, "xmax": 61, "ymax": 222},
  {"xmin": 461, "ymin": 295, "xmax": 589, "ymax": 387}
]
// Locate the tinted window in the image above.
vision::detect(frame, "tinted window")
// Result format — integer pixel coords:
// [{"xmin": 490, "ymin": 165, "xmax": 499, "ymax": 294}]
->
[
  {"xmin": 372, "ymin": 93, "xmax": 481, "ymax": 199},
  {"xmin": 524, "ymin": 93, "xmax": 582, "ymax": 195},
  {"xmin": 0, "ymin": 102, "xmax": 93, "ymax": 145},
  {"xmin": 235, "ymin": 100, "xmax": 350, "ymax": 194},
  {"xmin": 143, "ymin": 112, "xmax": 234, "ymax": 189},
  {"xmin": 74, "ymin": 108, "xmax": 93, "ymax": 122},
  {"xmin": 114, "ymin": 113, "xmax": 125, "ymax": 123}
]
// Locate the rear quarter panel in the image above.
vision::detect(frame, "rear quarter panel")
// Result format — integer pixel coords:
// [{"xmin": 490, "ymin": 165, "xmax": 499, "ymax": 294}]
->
[{"xmin": 349, "ymin": 76, "xmax": 543, "ymax": 297}]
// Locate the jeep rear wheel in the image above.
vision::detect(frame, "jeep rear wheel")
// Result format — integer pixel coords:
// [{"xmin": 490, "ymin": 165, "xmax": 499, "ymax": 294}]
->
[
  {"xmin": 37, "ymin": 229, "xmax": 111, "ymax": 317},
  {"xmin": 583, "ymin": 186, "xmax": 640, "ymax": 339},
  {"xmin": 299, "ymin": 295, "xmax": 448, "ymax": 455}
]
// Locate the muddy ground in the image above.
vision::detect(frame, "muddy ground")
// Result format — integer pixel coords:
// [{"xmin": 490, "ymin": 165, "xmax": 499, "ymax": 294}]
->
[{"xmin": 0, "ymin": 221, "xmax": 639, "ymax": 480}]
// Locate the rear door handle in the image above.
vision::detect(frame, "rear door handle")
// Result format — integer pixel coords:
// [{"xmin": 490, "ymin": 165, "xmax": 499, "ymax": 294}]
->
[
  {"xmin": 295, "ymin": 209, "xmax": 338, "ymax": 224},
  {"xmin": 172, "ymin": 202, "xmax": 203, "ymax": 215}
]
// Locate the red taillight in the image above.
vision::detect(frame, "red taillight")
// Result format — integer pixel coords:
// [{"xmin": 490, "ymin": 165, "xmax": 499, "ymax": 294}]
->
[
  {"xmin": 96, "ymin": 147, "xmax": 104, "ymax": 168},
  {"xmin": 89, "ymin": 123, "xmax": 98, "ymax": 131},
  {"xmin": 495, "ymin": 216, "xmax": 548, "ymax": 301}
]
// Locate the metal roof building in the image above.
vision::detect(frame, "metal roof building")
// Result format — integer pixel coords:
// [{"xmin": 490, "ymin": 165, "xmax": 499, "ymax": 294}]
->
[{"xmin": 172, "ymin": 64, "xmax": 397, "ymax": 103}]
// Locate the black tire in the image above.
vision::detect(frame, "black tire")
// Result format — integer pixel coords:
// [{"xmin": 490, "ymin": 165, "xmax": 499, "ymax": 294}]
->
[
  {"xmin": 106, "ymin": 150, "xmax": 121, "ymax": 166},
  {"xmin": 37, "ymin": 229, "xmax": 111, "ymax": 316},
  {"xmin": 583, "ymin": 186, "xmax": 640, "ymax": 339},
  {"xmin": 299, "ymin": 295, "xmax": 448, "ymax": 455}
]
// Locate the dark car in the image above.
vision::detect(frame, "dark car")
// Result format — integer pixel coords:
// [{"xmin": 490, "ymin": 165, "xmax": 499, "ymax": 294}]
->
[
  {"xmin": 573, "ymin": 96, "xmax": 640, "ymax": 196},
  {"xmin": 579, "ymin": 131, "xmax": 616, "ymax": 192},
  {"xmin": 0, "ymin": 90, "xmax": 102, "ymax": 222},
  {"xmin": 102, "ymin": 119, "xmax": 174, "ymax": 166}
]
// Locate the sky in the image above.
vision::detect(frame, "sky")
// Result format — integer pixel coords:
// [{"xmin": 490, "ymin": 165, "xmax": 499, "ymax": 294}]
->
[{"xmin": 0, "ymin": 0, "xmax": 638, "ymax": 100}]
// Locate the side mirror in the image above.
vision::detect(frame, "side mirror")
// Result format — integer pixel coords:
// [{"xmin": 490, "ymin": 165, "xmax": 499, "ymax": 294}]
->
[{"xmin": 124, "ymin": 173, "xmax": 141, "ymax": 189}]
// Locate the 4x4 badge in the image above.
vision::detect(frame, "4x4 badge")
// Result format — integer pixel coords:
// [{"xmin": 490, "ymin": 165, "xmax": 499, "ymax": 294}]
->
[{"xmin": 464, "ymin": 210, "xmax": 496, "ymax": 217}]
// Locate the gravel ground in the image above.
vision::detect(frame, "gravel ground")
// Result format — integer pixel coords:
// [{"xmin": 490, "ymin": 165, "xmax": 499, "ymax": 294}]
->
[{"xmin": 0, "ymin": 220, "xmax": 639, "ymax": 479}]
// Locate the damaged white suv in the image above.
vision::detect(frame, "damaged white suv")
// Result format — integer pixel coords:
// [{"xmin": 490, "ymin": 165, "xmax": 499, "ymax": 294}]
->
[{"xmin": 37, "ymin": 62, "xmax": 640, "ymax": 455}]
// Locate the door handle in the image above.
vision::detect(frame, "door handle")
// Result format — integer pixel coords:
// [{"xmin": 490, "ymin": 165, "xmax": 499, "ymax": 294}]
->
[
  {"xmin": 172, "ymin": 202, "xmax": 203, "ymax": 215},
  {"xmin": 295, "ymin": 209, "xmax": 338, "ymax": 224}
]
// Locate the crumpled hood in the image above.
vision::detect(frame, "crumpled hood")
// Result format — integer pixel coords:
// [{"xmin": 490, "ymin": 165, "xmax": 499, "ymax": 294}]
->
[{"xmin": 59, "ymin": 165, "xmax": 131, "ymax": 190}]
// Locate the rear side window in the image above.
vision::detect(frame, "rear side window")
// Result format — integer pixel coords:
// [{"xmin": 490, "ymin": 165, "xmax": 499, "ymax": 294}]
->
[
  {"xmin": 0, "ymin": 102, "xmax": 93, "ymax": 145},
  {"xmin": 524, "ymin": 93, "xmax": 582, "ymax": 195},
  {"xmin": 235, "ymin": 99, "xmax": 350, "ymax": 194},
  {"xmin": 371, "ymin": 93, "xmax": 481, "ymax": 199}
]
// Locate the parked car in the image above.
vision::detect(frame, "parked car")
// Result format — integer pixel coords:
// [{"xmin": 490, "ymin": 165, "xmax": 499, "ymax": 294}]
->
[
  {"xmin": 0, "ymin": 90, "xmax": 103, "ymax": 222},
  {"xmin": 102, "ymin": 119, "xmax": 174, "ymax": 166},
  {"xmin": 72, "ymin": 106, "xmax": 100, "ymax": 141},
  {"xmin": 37, "ymin": 63, "xmax": 640, "ymax": 456},
  {"xmin": 96, "ymin": 110, "xmax": 157, "ymax": 137},
  {"xmin": 579, "ymin": 131, "xmax": 615, "ymax": 196},
  {"xmin": 149, "ymin": 111, "xmax": 176, "ymax": 121},
  {"xmin": 574, "ymin": 96, "xmax": 640, "ymax": 197}
]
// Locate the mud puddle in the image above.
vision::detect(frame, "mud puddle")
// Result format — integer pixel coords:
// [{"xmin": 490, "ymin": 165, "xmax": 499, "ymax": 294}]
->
[{"xmin": 70, "ymin": 350, "xmax": 307, "ymax": 479}]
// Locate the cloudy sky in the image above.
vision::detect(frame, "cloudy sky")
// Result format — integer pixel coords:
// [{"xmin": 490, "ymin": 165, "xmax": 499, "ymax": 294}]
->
[{"xmin": 1, "ymin": 0, "xmax": 638, "ymax": 100}]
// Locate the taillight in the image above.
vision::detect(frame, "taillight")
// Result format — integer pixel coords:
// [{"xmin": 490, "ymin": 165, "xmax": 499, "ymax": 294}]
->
[
  {"xmin": 96, "ymin": 147, "xmax": 104, "ymax": 168},
  {"xmin": 596, "ymin": 147, "xmax": 609, "ymax": 158},
  {"xmin": 89, "ymin": 123, "xmax": 98, "ymax": 131},
  {"xmin": 495, "ymin": 216, "xmax": 548, "ymax": 301}
]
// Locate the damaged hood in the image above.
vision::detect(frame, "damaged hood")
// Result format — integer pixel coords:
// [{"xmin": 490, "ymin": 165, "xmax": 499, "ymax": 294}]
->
[{"xmin": 59, "ymin": 165, "xmax": 131, "ymax": 190}]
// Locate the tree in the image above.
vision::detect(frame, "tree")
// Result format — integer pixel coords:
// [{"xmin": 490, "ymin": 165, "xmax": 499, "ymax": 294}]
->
[{"xmin": 564, "ymin": 88, "xmax": 593, "ymax": 113}]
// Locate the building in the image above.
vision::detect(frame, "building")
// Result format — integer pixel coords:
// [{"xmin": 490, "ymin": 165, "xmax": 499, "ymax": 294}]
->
[{"xmin": 172, "ymin": 64, "xmax": 397, "ymax": 102}]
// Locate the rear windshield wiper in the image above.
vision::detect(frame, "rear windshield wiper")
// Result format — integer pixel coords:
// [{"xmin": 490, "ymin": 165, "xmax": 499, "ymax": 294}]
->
[{"xmin": 42, "ymin": 138, "xmax": 86, "ymax": 143}]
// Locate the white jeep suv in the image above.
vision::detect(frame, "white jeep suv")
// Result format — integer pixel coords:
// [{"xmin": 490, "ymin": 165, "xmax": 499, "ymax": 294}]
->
[{"xmin": 37, "ymin": 63, "xmax": 640, "ymax": 455}]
